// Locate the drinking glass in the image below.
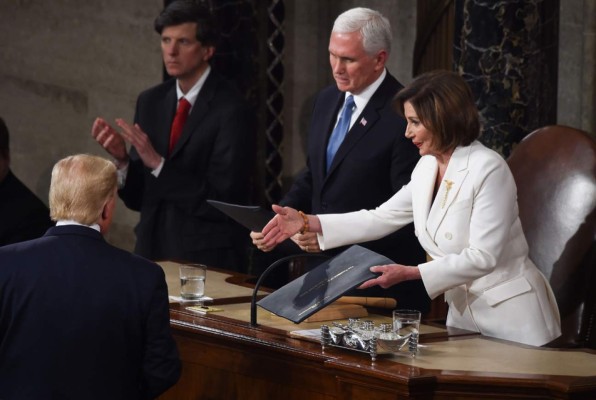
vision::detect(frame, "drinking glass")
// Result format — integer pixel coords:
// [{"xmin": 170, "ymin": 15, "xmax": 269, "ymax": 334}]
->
[
  {"xmin": 179, "ymin": 264, "xmax": 207, "ymax": 300},
  {"xmin": 393, "ymin": 309, "xmax": 421, "ymax": 356}
]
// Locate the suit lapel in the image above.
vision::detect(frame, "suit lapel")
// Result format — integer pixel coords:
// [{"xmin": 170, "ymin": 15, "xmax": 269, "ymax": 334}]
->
[
  {"xmin": 426, "ymin": 145, "xmax": 471, "ymax": 237},
  {"xmin": 325, "ymin": 74, "xmax": 397, "ymax": 179},
  {"xmin": 156, "ymin": 87, "xmax": 177, "ymax": 157},
  {"xmin": 410, "ymin": 158, "xmax": 442, "ymax": 255},
  {"xmin": 169, "ymin": 72, "xmax": 218, "ymax": 158},
  {"xmin": 412, "ymin": 157, "xmax": 437, "ymax": 232}
]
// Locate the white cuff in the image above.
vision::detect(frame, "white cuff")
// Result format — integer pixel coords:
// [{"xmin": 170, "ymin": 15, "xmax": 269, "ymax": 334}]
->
[
  {"xmin": 151, "ymin": 157, "xmax": 165, "ymax": 177},
  {"xmin": 116, "ymin": 161, "xmax": 129, "ymax": 189}
]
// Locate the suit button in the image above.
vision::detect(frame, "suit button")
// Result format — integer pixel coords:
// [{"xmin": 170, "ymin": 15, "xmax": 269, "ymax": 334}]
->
[
  {"xmin": 444, "ymin": 232, "xmax": 453, "ymax": 240},
  {"xmin": 321, "ymin": 202, "xmax": 328, "ymax": 210}
]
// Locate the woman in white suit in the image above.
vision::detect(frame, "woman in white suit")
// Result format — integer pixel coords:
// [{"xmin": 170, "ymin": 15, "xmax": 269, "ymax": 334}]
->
[{"xmin": 259, "ymin": 70, "xmax": 561, "ymax": 346}]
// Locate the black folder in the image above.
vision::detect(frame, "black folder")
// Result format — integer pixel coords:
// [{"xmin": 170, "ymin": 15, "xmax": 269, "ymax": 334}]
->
[
  {"xmin": 207, "ymin": 199, "xmax": 274, "ymax": 232},
  {"xmin": 207, "ymin": 199, "xmax": 300, "ymax": 252},
  {"xmin": 257, "ymin": 245, "xmax": 393, "ymax": 323}
]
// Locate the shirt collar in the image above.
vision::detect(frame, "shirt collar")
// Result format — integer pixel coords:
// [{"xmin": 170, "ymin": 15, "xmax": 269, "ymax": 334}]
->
[
  {"xmin": 56, "ymin": 220, "xmax": 101, "ymax": 233},
  {"xmin": 176, "ymin": 65, "xmax": 211, "ymax": 107},
  {"xmin": 345, "ymin": 68, "xmax": 387, "ymax": 113}
]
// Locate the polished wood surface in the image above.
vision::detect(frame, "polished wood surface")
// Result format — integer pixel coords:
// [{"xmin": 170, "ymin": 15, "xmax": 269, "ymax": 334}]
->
[{"xmin": 158, "ymin": 263, "xmax": 596, "ymax": 400}]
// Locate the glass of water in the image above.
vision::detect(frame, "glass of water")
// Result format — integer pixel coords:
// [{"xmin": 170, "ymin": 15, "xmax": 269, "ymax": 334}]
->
[
  {"xmin": 393, "ymin": 309, "xmax": 421, "ymax": 356},
  {"xmin": 179, "ymin": 264, "xmax": 207, "ymax": 300}
]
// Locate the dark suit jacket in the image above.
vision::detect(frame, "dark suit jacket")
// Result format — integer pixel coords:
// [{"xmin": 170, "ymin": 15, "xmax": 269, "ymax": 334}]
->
[
  {"xmin": 0, "ymin": 225, "xmax": 181, "ymax": 400},
  {"xmin": 281, "ymin": 72, "xmax": 430, "ymax": 311},
  {"xmin": 0, "ymin": 170, "xmax": 53, "ymax": 246},
  {"xmin": 119, "ymin": 70, "xmax": 255, "ymax": 270}
]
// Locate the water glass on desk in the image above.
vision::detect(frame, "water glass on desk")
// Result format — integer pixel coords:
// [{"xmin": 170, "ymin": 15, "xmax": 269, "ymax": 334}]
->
[
  {"xmin": 393, "ymin": 309, "xmax": 421, "ymax": 356},
  {"xmin": 179, "ymin": 264, "xmax": 207, "ymax": 300}
]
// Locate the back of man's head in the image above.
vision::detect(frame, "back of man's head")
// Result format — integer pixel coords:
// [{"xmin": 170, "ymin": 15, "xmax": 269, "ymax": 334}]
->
[
  {"xmin": 49, "ymin": 154, "xmax": 117, "ymax": 225},
  {"xmin": 333, "ymin": 7, "xmax": 392, "ymax": 56},
  {"xmin": 154, "ymin": 0, "xmax": 219, "ymax": 47}
]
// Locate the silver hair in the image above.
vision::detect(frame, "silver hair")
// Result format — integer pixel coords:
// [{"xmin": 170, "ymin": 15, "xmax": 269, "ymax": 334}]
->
[{"xmin": 332, "ymin": 7, "xmax": 392, "ymax": 56}]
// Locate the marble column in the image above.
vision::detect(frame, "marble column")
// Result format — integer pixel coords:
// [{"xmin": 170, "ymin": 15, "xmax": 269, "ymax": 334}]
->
[{"xmin": 454, "ymin": 0, "xmax": 559, "ymax": 156}]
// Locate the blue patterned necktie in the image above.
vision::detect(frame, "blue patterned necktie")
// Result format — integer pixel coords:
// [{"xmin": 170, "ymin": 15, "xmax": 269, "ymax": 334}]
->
[{"xmin": 326, "ymin": 95, "xmax": 355, "ymax": 171}]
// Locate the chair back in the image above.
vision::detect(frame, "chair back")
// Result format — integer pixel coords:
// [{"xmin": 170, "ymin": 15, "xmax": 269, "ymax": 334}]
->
[{"xmin": 507, "ymin": 125, "xmax": 596, "ymax": 348}]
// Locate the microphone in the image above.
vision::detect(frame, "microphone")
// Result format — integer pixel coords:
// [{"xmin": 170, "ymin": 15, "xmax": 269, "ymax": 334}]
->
[{"xmin": 250, "ymin": 253, "xmax": 330, "ymax": 327}]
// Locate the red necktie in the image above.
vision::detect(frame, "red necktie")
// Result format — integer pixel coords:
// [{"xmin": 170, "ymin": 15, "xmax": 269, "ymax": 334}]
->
[{"xmin": 168, "ymin": 97, "xmax": 192, "ymax": 155}]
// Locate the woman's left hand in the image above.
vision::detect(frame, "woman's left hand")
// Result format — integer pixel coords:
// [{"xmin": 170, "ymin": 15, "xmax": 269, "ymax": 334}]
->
[
  {"xmin": 359, "ymin": 264, "xmax": 421, "ymax": 289},
  {"xmin": 291, "ymin": 232, "xmax": 321, "ymax": 253}
]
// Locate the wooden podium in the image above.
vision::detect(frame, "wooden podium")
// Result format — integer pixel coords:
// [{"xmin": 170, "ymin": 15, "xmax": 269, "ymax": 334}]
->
[{"xmin": 158, "ymin": 262, "xmax": 596, "ymax": 400}]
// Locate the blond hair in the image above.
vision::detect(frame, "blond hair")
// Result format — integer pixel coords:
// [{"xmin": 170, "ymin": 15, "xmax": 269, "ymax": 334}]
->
[{"xmin": 49, "ymin": 154, "xmax": 117, "ymax": 225}]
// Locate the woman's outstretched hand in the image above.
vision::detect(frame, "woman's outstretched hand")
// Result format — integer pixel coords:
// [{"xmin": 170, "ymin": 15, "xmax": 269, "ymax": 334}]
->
[{"xmin": 261, "ymin": 205, "xmax": 304, "ymax": 246}]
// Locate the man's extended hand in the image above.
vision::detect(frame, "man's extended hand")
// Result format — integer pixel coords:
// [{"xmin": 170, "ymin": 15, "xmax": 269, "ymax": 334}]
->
[
  {"xmin": 250, "ymin": 231, "xmax": 278, "ymax": 253},
  {"xmin": 291, "ymin": 232, "xmax": 321, "ymax": 253}
]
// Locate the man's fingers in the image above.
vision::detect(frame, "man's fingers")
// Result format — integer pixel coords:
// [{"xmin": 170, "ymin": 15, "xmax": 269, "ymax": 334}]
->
[
  {"xmin": 91, "ymin": 118, "xmax": 107, "ymax": 138},
  {"xmin": 103, "ymin": 134, "xmax": 114, "ymax": 149},
  {"xmin": 115, "ymin": 119, "xmax": 135, "ymax": 138}
]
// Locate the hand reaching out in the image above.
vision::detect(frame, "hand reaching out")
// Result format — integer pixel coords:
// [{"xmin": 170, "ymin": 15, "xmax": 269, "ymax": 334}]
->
[
  {"xmin": 251, "ymin": 228, "xmax": 321, "ymax": 253},
  {"xmin": 250, "ymin": 231, "xmax": 277, "ymax": 252},
  {"xmin": 261, "ymin": 205, "xmax": 306, "ymax": 246},
  {"xmin": 291, "ymin": 232, "xmax": 321, "ymax": 253}
]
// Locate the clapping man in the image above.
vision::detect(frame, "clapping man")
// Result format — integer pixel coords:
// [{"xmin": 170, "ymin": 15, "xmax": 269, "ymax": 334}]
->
[{"xmin": 92, "ymin": 0, "xmax": 255, "ymax": 271}]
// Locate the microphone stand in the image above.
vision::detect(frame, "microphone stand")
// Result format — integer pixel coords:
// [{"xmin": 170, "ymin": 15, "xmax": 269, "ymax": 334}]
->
[{"xmin": 250, "ymin": 253, "xmax": 330, "ymax": 327}]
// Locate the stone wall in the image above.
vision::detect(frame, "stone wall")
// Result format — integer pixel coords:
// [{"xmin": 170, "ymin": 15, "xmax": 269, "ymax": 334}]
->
[
  {"xmin": 0, "ymin": 0, "xmax": 164, "ymax": 250},
  {"xmin": 0, "ymin": 0, "xmax": 416, "ymax": 251}
]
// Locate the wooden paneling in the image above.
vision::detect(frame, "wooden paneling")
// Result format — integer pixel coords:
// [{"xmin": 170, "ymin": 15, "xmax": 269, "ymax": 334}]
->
[
  {"xmin": 157, "ymin": 265, "xmax": 596, "ymax": 399},
  {"xmin": 414, "ymin": 0, "xmax": 455, "ymax": 74},
  {"xmin": 158, "ymin": 306, "xmax": 596, "ymax": 399}
]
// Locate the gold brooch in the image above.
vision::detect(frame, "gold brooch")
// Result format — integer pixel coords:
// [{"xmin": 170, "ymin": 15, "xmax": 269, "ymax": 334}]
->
[{"xmin": 441, "ymin": 180, "xmax": 454, "ymax": 208}]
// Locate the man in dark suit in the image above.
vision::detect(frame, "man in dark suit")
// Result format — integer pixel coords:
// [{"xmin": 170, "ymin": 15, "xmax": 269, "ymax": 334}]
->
[
  {"xmin": 0, "ymin": 117, "xmax": 53, "ymax": 246},
  {"xmin": 92, "ymin": 0, "xmax": 254, "ymax": 271},
  {"xmin": 252, "ymin": 8, "xmax": 429, "ymax": 311},
  {"xmin": 0, "ymin": 154, "xmax": 180, "ymax": 399}
]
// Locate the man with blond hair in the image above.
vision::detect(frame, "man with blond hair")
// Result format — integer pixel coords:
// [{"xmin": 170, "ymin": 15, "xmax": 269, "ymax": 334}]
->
[
  {"xmin": 0, "ymin": 154, "xmax": 180, "ymax": 399},
  {"xmin": 92, "ymin": 0, "xmax": 254, "ymax": 271}
]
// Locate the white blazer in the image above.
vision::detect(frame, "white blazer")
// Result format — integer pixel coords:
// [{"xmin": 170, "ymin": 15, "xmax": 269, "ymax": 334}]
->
[{"xmin": 318, "ymin": 141, "xmax": 561, "ymax": 346}]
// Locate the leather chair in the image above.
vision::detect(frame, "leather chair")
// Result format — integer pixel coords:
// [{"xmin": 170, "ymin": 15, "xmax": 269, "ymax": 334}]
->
[{"xmin": 507, "ymin": 125, "xmax": 596, "ymax": 348}]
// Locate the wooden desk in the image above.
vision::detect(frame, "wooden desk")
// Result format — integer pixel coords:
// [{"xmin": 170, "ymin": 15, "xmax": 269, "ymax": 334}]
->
[{"xmin": 158, "ymin": 262, "xmax": 596, "ymax": 400}]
